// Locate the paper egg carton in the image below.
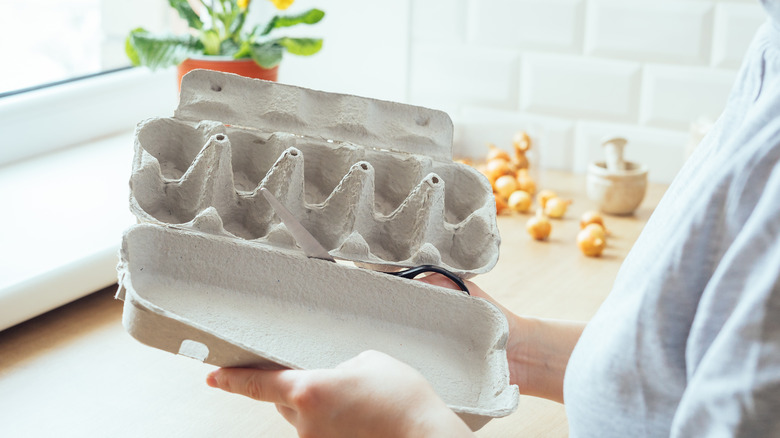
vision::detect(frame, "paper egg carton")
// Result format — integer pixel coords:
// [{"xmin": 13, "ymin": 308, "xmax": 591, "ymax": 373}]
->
[
  {"xmin": 129, "ymin": 70, "xmax": 498, "ymax": 277},
  {"xmin": 117, "ymin": 70, "xmax": 517, "ymax": 430}
]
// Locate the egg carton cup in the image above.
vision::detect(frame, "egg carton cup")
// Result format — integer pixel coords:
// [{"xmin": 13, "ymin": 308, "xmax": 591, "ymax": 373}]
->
[
  {"xmin": 130, "ymin": 70, "xmax": 499, "ymax": 277},
  {"xmin": 118, "ymin": 70, "xmax": 517, "ymax": 430}
]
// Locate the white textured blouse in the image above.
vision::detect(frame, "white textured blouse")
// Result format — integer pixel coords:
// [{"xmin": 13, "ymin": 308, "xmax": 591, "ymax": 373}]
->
[{"xmin": 564, "ymin": 3, "xmax": 780, "ymax": 437}]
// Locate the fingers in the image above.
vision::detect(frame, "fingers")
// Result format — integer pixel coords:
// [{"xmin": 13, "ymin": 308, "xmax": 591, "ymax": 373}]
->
[
  {"xmin": 417, "ymin": 274, "xmax": 511, "ymax": 318},
  {"xmin": 207, "ymin": 368, "xmax": 298, "ymax": 406},
  {"xmin": 276, "ymin": 404, "xmax": 298, "ymax": 426},
  {"xmin": 417, "ymin": 273, "xmax": 478, "ymax": 294},
  {"xmin": 416, "ymin": 272, "xmax": 461, "ymax": 290}
]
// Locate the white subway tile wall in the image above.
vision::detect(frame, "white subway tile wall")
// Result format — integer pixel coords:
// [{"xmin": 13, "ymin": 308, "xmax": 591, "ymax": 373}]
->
[
  {"xmin": 458, "ymin": 107, "xmax": 576, "ymax": 171},
  {"xmin": 410, "ymin": 44, "xmax": 520, "ymax": 110},
  {"xmin": 639, "ymin": 64, "xmax": 737, "ymax": 130},
  {"xmin": 712, "ymin": 2, "xmax": 768, "ymax": 68},
  {"xmin": 585, "ymin": 1, "xmax": 713, "ymax": 65},
  {"xmin": 573, "ymin": 121, "xmax": 689, "ymax": 183},
  {"xmin": 279, "ymin": 1, "xmax": 411, "ymax": 102},
  {"xmin": 468, "ymin": 0, "xmax": 585, "ymax": 53},
  {"xmin": 407, "ymin": 0, "xmax": 766, "ymax": 183},
  {"xmin": 520, "ymin": 54, "xmax": 641, "ymax": 122}
]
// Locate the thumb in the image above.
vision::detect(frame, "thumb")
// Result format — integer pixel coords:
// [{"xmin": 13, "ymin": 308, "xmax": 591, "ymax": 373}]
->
[{"xmin": 207, "ymin": 368, "xmax": 297, "ymax": 406}]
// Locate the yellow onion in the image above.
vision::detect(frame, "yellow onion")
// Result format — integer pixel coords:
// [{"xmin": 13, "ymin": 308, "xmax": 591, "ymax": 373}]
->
[
  {"xmin": 487, "ymin": 143, "xmax": 512, "ymax": 162},
  {"xmin": 544, "ymin": 197, "xmax": 572, "ymax": 219},
  {"xmin": 512, "ymin": 132, "xmax": 531, "ymax": 170},
  {"xmin": 494, "ymin": 175, "xmax": 519, "ymax": 200},
  {"xmin": 508, "ymin": 190, "xmax": 532, "ymax": 213},
  {"xmin": 537, "ymin": 189, "xmax": 557, "ymax": 209},
  {"xmin": 512, "ymin": 153, "xmax": 529, "ymax": 170},
  {"xmin": 577, "ymin": 223, "xmax": 607, "ymax": 257},
  {"xmin": 494, "ymin": 193, "xmax": 509, "ymax": 215},
  {"xmin": 513, "ymin": 131, "xmax": 531, "ymax": 152},
  {"xmin": 580, "ymin": 210, "xmax": 605, "ymax": 229},
  {"xmin": 526, "ymin": 209, "xmax": 551, "ymax": 240},
  {"xmin": 516, "ymin": 169, "xmax": 536, "ymax": 195},
  {"xmin": 485, "ymin": 159, "xmax": 512, "ymax": 184}
]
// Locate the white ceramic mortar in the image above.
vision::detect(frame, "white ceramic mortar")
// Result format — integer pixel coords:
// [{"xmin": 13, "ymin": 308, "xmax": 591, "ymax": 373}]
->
[{"xmin": 586, "ymin": 137, "xmax": 648, "ymax": 215}]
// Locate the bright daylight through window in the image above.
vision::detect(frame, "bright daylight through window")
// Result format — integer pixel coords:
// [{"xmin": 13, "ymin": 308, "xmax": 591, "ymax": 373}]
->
[
  {"xmin": 0, "ymin": 0, "xmax": 180, "ymax": 331},
  {"xmin": 0, "ymin": 0, "xmax": 171, "ymax": 96}
]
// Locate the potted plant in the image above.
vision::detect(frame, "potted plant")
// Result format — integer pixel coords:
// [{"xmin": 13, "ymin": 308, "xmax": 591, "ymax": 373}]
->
[{"xmin": 126, "ymin": 0, "xmax": 324, "ymax": 84}]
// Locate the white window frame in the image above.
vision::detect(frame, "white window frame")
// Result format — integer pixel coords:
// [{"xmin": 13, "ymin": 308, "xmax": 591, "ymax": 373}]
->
[
  {"xmin": 0, "ymin": 67, "xmax": 177, "ymax": 166},
  {"xmin": 0, "ymin": 0, "xmax": 181, "ymax": 330},
  {"xmin": 0, "ymin": 67, "xmax": 179, "ymax": 331}
]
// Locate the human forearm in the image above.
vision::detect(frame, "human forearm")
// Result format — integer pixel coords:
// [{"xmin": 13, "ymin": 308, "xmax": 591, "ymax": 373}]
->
[
  {"xmin": 506, "ymin": 315, "xmax": 585, "ymax": 403},
  {"xmin": 418, "ymin": 274, "xmax": 586, "ymax": 403}
]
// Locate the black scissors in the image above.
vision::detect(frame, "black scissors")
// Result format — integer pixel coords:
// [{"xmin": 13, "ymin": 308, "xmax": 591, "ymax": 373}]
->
[{"xmin": 260, "ymin": 188, "xmax": 470, "ymax": 295}]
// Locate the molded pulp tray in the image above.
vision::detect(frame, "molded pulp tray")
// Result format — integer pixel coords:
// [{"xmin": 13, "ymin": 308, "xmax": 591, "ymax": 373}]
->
[
  {"xmin": 117, "ymin": 225, "xmax": 518, "ymax": 430},
  {"xmin": 117, "ymin": 70, "xmax": 518, "ymax": 430},
  {"xmin": 130, "ymin": 70, "xmax": 500, "ymax": 277}
]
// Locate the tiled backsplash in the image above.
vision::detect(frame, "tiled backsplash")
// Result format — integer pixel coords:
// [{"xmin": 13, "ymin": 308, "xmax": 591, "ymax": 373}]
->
[
  {"xmin": 406, "ymin": 0, "xmax": 766, "ymax": 183},
  {"xmin": 125, "ymin": 0, "xmax": 767, "ymax": 185},
  {"xmin": 108, "ymin": 0, "xmax": 768, "ymax": 184}
]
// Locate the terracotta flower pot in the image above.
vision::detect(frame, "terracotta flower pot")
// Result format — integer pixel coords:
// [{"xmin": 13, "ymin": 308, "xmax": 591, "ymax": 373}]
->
[{"xmin": 177, "ymin": 56, "xmax": 279, "ymax": 88}]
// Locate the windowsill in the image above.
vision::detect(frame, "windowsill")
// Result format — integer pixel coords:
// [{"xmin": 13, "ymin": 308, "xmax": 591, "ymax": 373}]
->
[{"xmin": 0, "ymin": 131, "xmax": 136, "ymax": 331}]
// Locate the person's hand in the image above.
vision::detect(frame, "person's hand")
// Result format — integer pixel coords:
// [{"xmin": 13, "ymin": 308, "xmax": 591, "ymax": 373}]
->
[
  {"xmin": 206, "ymin": 350, "xmax": 474, "ymax": 438},
  {"xmin": 416, "ymin": 274, "xmax": 516, "ymax": 325},
  {"xmin": 417, "ymin": 274, "xmax": 528, "ymax": 386},
  {"xmin": 418, "ymin": 274, "xmax": 585, "ymax": 403}
]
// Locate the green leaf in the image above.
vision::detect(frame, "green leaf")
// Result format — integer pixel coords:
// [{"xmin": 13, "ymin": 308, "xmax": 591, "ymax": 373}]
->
[
  {"xmin": 294, "ymin": 8, "xmax": 326, "ymax": 25},
  {"xmin": 216, "ymin": 11, "xmax": 231, "ymax": 26},
  {"xmin": 168, "ymin": 0, "xmax": 203, "ymax": 30},
  {"xmin": 125, "ymin": 28, "xmax": 143, "ymax": 66},
  {"xmin": 126, "ymin": 28, "xmax": 204, "ymax": 70},
  {"xmin": 233, "ymin": 40, "xmax": 253, "ymax": 59},
  {"xmin": 200, "ymin": 29, "xmax": 221, "ymax": 55},
  {"xmin": 229, "ymin": 10, "xmax": 247, "ymax": 36},
  {"xmin": 259, "ymin": 8, "xmax": 325, "ymax": 36},
  {"xmin": 277, "ymin": 37, "xmax": 323, "ymax": 56},
  {"xmin": 220, "ymin": 38, "xmax": 241, "ymax": 57},
  {"xmin": 219, "ymin": 0, "xmax": 234, "ymax": 15},
  {"xmin": 249, "ymin": 42, "xmax": 283, "ymax": 68},
  {"xmin": 248, "ymin": 24, "xmax": 264, "ymax": 40},
  {"xmin": 199, "ymin": 0, "xmax": 214, "ymax": 17}
]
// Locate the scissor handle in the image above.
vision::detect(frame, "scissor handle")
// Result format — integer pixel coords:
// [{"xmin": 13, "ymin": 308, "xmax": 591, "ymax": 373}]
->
[{"xmin": 388, "ymin": 265, "xmax": 470, "ymax": 295}]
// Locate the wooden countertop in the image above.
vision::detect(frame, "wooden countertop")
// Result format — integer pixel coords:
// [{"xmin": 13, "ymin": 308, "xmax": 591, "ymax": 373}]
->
[{"xmin": 0, "ymin": 171, "xmax": 667, "ymax": 437}]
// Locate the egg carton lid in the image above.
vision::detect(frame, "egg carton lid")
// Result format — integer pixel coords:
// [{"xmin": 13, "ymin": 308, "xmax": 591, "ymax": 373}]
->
[{"xmin": 176, "ymin": 70, "xmax": 454, "ymax": 162}]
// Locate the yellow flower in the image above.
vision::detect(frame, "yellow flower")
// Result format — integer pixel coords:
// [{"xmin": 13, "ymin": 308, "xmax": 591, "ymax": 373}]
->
[
  {"xmin": 238, "ymin": 0, "xmax": 250, "ymax": 9},
  {"xmin": 269, "ymin": 0, "xmax": 294, "ymax": 10}
]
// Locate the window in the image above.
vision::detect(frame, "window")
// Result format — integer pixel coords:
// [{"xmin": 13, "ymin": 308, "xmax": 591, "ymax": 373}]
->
[
  {"xmin": 0, "ymin": 0, "xmax": 177, "ymax": 96},
  {"xmin": 0, "ymin": 1, "xmax": 181, "ymax": 331},
  {"xmin": 2, "ymin": 1, "xmax": 102, "ymax": 95},
  {"xmin": 0, "ymin": 0, "xmax": 180, "ymax": 166}
]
